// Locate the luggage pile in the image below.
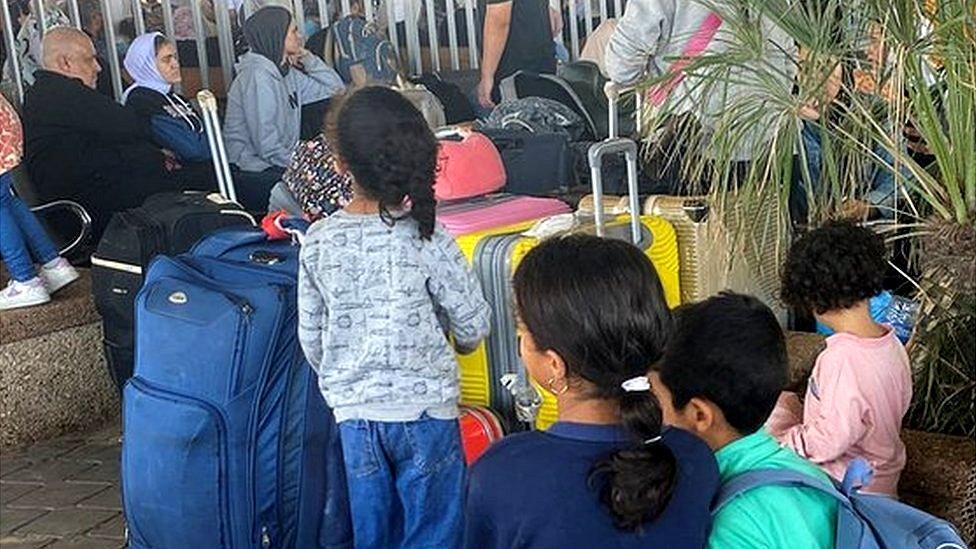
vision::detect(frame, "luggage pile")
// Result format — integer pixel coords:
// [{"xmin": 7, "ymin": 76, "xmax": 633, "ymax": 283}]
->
[
  {"xmin": 104, "ymin": 29, "xmax": 787, "ymax": 545},
  {"xmin": 116, "ymin": 92, "xmax": 353, "ymax": 549}
]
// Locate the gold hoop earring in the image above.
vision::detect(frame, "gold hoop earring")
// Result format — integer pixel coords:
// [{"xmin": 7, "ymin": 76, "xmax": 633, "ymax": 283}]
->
[{"xmin": 546, "ymin": 377, "xmax": 569, "ymax": 396}]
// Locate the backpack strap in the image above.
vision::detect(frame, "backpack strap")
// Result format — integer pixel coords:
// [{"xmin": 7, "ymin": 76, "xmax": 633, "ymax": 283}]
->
[
  {"xmin": 713, "ymin": 468, "xmax": 856, "ymax": 516},
  {"xmin": 647, "ymin": 12, "xmax": 723, "ymax": 106}
]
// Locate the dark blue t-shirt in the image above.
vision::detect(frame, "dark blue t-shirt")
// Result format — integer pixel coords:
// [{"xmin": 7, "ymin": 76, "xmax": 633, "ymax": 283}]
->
[{"xmin": 464, "ymin": 423, "xmax": 719, "ymax": 548}]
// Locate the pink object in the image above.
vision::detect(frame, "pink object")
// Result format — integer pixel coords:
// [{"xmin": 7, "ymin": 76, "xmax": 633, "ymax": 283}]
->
[
  {"xmin": 647, "ymin": 12, "xmax": 723, "ymax": 107},
  {"xmin": 435, "ymin": 133, "xmax": 506, "ymax": 201},
  {"xmin": 766, "ymin": 326, "xmax": 913, "ymax": 497},
  {"xmin": 437, "ymin": 195, "xmax": 571, "ymax": 237}
]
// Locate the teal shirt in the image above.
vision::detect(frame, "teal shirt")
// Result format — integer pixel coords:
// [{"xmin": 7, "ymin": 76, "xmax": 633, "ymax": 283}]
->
[{"xmin": 709, "ymin": 430, "xmax": 839, "ymax": 549}]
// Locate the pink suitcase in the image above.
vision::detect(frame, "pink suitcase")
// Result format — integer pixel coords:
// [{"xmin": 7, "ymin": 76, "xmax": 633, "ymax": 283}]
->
[{"xmin": 437, "ymin": 194, "xmax": 571, "ymax": 237}]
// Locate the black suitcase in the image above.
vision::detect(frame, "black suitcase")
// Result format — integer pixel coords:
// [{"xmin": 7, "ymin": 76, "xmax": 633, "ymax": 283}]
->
[
  {"xmin": 479, "ymin": 128, "xmax": 575, "ymax": 196},
  {"xmin": 91, "ymin": 191, "xmax": 255, "ymax": 391}
]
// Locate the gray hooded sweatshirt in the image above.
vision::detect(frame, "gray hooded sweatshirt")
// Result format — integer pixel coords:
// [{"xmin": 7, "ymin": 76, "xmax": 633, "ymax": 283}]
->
[
  {"xmin": 223, "ymin": 8, "xmax": 344, "ymax": 172},
  {"xmin": 605, "ymin": 0, "xmax": 796, "ymax": 160}
]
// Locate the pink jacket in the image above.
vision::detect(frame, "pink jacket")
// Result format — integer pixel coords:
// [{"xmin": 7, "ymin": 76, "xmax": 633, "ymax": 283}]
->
[{"xmin": 767, "ymin": 326, "xmax": 912, "ymax": 496}]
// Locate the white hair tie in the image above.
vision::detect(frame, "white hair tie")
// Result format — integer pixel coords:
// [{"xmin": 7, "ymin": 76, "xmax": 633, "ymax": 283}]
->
[
  {"xmin": 644, "ymin": 435, "xmax": 662, "ymax": 445},
  {"xmin": 621, "ymin": 376, "xmax": 651, "ymax": 393}
]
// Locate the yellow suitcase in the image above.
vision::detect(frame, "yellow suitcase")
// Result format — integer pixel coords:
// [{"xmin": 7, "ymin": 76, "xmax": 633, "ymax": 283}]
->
[{"xmin": 455, "ymin": 136, "xmax": 682, "ymax": 431}]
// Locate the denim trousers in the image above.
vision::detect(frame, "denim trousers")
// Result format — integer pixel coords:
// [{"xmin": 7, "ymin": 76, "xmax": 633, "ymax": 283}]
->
[
  {"xmin": 338, "ymin": 415, "xmax": 465, "ymax": 548},
  {"xmin": 797, "ymin": 121, "xmax": 905, "ymax": 217},
  {"xmin": 0, "ymin": 171, "xmax": 58, "ymax": 282}
]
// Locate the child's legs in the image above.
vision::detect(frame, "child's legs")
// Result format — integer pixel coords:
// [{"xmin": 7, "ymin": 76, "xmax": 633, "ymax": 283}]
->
[
  {"xmin": 337, "ymin": 420, "xmax": 403, "ymax": 548},
  {"xmin": 800, "ymin": 121, "xmax": 823, "ymax": 188},
  {"xmin": 791, "ymin": 122, "xmax": 824, "ymax": 222},
  {"xmin": 866, "ymin": 140, "xmax": 908, "ymax": 215},
  {"xmin": 0, "ymin": 172, "xmax": 59, "ymax": 266},
  {"xmin": 1, "ymin": 173, "xmax": 45, "ymax": 282},
  {"xmin": 389, "ymin": 415, "xmax": 466, "ymax": 548}
]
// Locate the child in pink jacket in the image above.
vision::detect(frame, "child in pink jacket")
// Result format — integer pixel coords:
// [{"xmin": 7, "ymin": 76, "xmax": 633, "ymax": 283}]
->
[{"xmin": 767, "ymin": 220, "xmax": 912, "ymax": 496}]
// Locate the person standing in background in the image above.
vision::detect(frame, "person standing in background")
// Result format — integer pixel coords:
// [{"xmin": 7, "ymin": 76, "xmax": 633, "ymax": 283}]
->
[{"xmin": 476, "ymin": 0, "xmax": 555, "ymax": 108}]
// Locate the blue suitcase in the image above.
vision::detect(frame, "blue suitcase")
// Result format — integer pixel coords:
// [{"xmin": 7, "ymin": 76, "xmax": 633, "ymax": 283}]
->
[{"xmin": 121, "ymin": 227, "xmax": 352, "ymax": 549}]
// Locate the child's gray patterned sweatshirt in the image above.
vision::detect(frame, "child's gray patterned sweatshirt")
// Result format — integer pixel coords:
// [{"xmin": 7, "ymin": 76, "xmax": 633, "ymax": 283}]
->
[{"xmin": 298, "ymin": 210, "xmax": 491, "ymax": 423}]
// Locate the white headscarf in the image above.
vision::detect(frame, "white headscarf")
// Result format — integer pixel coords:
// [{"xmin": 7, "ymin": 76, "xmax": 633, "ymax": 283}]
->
[{"xmin": 123, "ymin": 32, "xmax": 171, "ymax": 99}]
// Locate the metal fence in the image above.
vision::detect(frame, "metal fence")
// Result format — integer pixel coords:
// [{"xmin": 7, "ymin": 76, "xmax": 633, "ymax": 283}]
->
[{"xmin": 3, "ymin": 0, "xmax": 624, "ymax": 104}]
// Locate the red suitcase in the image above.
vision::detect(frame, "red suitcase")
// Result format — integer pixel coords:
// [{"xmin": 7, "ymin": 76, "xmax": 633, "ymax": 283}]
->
[{"xmin": 459, "ymin": 405, "xmax": 506, "ymax": 464}]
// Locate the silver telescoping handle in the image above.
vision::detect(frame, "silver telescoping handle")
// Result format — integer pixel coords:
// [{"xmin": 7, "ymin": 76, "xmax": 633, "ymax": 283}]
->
[
  {"xmin": 590, "ymin": 81, "xmax": 644, "ymax": 244},
  {"xmin": 588, "ymin": 138, "xmax": 641, "ymax": 245},
  {"xmin": 605, "ymin": 81, "xmax": 644, "ymax": 140},
  {"xmin": 197, "ymin": 90, "xmax": 238, "ymax": 203}
]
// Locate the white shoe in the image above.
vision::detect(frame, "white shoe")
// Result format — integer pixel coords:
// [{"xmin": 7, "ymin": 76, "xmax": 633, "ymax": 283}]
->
[
  {"xmin": 0, "ymin": 278, "xmax": 51, "ymax": 310},
  {"xmin": 39, "ymin": 258, "xmax": 80, "ymax": 294}
]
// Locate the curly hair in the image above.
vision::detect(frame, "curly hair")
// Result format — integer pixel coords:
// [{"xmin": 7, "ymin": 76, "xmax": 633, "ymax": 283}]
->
[
  {"xmin": 325, "ymin": 87, "xmax": 438, "ymax": 240},
  {"xmin": 781, "ymin": 220, "xmax": 887, "ymax": 315}
]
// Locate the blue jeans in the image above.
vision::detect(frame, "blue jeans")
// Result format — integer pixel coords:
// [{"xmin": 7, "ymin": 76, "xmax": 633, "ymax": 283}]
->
[
  {"xmin": 0, "ymin": 171, "xmax": 59, "ymax": 282},
  {"xmin": 797, "ymin": 121, "xmax": 905, "ymax": 218},
  {"xmin": 338, "ymin": 416, "xmax": 465, "ymax": 548}
]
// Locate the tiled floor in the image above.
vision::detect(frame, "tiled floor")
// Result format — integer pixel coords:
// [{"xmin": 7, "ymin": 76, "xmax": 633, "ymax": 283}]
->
[{"xmin": 0, "ymin": 422, "xmax": 123, "ymax": 548}]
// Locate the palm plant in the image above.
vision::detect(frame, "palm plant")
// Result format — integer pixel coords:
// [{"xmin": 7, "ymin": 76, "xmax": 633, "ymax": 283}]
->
[{"xmin": 639, "ymin": 0, "xmax": 975, "ymax": 435}]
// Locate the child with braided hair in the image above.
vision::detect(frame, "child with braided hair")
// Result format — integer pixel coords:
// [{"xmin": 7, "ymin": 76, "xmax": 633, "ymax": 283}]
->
[{"xmin": 297, "ymin": 86, "xmax": 490, "ymax": 547}]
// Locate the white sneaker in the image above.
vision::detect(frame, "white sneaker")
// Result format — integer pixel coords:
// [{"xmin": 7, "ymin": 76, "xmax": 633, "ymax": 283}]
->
[
  {"xmin": 0, "ymin": 278, "xmax": 51, "ymax": 310},
  {"xmin": 39, "ymin": 258, "xmax": 80, "ymax": 294}
]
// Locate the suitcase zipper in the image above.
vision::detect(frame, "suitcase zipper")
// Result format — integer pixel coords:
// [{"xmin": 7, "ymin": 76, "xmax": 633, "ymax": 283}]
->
[
  {"xmin": 158, "ymin": 259, "xmax": 254, "ymax": 312},
  {"xmin": 231, "ymin": 303, "xmax": 254, "ymax": 396},
  {"xmin": 274, "ymin": 287, "xmax": 300, "ymax": 540},
  {"xmin": 273, "ymin": 343, "xmax": 303, "ymax": 543},
  {"xmin": 247, "ymin": 285, "xmax": 289, "ymax": 546}
]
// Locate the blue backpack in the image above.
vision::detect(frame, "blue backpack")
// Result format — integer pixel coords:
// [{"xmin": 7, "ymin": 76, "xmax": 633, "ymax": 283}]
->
[
  {"xmin": 326, "ymin": 15, "xmax": 399, "ymax": 86},
  {"xmin": 714, "ymin": 458, "xmax": 966, "ymax": 548},
  {"xmin": 122, "ymin": 228, "xmax": 352, "ymax": 548}
]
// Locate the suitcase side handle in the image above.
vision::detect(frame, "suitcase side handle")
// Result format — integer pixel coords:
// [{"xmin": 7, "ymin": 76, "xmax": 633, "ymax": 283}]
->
[{"xmin": 588, "ymin": 138, "xmax": 641, "ymax": 245}]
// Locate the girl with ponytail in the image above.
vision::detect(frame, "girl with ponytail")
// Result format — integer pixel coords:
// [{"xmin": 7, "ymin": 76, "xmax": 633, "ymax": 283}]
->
[
  {"xmin": 297, "ymin": 86, "xmax": 491, "ymax": 547},
  {"xmin": 465, "ymin": 234, "xmax": 719, "ymax": 548}
]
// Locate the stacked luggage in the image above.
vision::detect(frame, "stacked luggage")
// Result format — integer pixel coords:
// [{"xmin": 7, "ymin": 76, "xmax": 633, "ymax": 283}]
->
[
  {"xmin": 454, "ymin": 65, "xmax": 791, "ymax": 429},
  {"xmin": 448, "ymin": 135, "xmax": 681, "ymax": 430},
  {"xmin": 123, "ymin": 228, "xmax": 352, "ymax": 548},
  {"xmin": 120, "ymin": 92, "xmax": 353, "ymax": 548},
  {"xmin": 91, "ymin": 183, "xmax": 255, "ymax": 392}
]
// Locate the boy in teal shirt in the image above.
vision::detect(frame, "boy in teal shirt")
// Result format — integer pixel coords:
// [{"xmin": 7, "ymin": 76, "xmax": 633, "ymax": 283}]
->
[{"xmin": 648, "ymin": 293, "xmax": 839, "ymax": 548}]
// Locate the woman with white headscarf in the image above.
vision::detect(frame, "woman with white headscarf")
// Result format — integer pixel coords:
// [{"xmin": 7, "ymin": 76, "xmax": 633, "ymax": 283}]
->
[{"xmin": 123, "ymin": 32, "xmax": 211, "ymax": 164}]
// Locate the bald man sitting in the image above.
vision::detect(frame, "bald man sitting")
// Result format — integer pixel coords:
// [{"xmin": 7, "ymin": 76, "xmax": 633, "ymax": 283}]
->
[{"xmin": 21, "ymin": 27, "xmax": 199, "ymax": 239}]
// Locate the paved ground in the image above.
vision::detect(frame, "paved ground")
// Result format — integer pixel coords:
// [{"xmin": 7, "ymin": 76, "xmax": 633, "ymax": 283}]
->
[{"xmin": 0, "ymin": 420, "xmax": 124, "ymax": 548}]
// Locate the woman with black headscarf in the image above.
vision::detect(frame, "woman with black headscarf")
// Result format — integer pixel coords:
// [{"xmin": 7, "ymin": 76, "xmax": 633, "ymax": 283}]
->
[{"xmin": 223, "ymin": 5, "xmax": 344, "ymax": 211}]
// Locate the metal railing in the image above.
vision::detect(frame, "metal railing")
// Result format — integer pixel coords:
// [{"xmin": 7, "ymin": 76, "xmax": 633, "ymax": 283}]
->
[{"xmin": 3, "ymin": 0, "xmax": 626, "ymax": 104}]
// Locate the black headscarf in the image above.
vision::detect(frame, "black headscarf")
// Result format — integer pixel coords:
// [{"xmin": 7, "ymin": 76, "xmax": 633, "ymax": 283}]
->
[{"xmin": 244, "ymin": 6, "xmax": 292, "ymax": 75}]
